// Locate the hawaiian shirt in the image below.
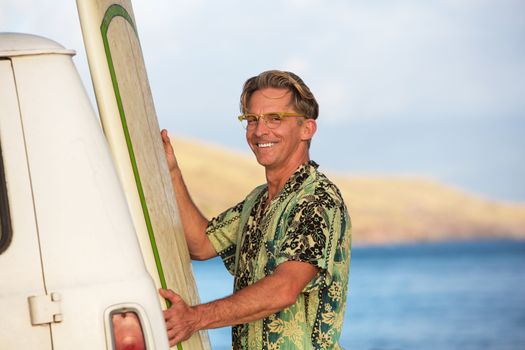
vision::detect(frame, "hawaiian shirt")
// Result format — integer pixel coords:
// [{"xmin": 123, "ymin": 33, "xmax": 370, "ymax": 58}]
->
[{"xmin": 206, "ymin": 161, "xmax": 351, "ymax": 349}]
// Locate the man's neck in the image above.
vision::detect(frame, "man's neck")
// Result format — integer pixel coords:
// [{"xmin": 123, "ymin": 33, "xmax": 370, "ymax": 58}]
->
[{"xmin": 265, "ymin": 155, "xmax": 310, "ymax": 202}]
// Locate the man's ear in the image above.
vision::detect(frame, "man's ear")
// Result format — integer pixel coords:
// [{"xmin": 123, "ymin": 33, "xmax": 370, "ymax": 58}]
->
[{"xmin": 301, "ymin": 119, "xmax": 317, "ymax": 141}]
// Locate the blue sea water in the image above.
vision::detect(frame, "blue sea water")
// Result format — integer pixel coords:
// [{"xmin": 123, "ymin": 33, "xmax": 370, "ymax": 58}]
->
[{"xmin": 192, "ymin": 240, "xmax": 525, "ymax": 349}]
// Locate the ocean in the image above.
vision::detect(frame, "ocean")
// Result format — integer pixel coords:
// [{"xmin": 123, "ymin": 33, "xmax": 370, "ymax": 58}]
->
[{"xmin": 192, "ymin": 240, "xmax": 525, "ymax": 349}]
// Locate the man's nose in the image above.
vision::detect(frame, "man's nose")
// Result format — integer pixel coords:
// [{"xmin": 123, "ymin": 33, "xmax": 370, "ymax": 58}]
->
[{"xmin": 254, "ymin": 117, "xmax": 270, "ymax": 136}]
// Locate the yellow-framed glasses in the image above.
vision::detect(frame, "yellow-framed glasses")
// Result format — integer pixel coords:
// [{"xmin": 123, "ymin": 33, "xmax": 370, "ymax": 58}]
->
[{"xmin": 237, "ymin": 112, "xmax": 306, "ymax": 130}]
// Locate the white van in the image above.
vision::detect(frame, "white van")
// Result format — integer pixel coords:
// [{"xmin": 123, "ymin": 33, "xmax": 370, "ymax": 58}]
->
[{"xmin": 0, "ymin": 33, "xmax": 170, "ymax": 349}]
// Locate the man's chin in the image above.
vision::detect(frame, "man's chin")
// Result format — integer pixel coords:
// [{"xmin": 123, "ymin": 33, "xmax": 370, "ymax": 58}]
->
[
  {"xmin": 255, "ymin": 158, "xmax": 269, "ymax": 166},
  {"xmin": 254, "ymin": 155, "xmax": 273, "ymax": 168}
]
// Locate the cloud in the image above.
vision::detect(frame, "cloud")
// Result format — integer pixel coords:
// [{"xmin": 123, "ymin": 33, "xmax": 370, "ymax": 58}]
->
[
  {"xmin": 284, "ymin": 0, "xmax": 323, "ymax": 9},
  {"xmin": 280, "ymin": 56, "xmax": 310, "ymax": 74},
  {"xmin": 315, "ymin": 81, "xmax": 348, "ymax": 122},
  {"xmin": 2, "ymin": 0, "xmax": 523, "ymax": 125},
  {"xmin": 306, "ymin": 1, "xmax": 525, "ymax": 121}
]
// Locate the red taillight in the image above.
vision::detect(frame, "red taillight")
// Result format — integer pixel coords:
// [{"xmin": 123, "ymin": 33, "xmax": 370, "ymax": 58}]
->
[{"xmin": 111, "ymin": 311, "xmax": 146, "ymax": 350}]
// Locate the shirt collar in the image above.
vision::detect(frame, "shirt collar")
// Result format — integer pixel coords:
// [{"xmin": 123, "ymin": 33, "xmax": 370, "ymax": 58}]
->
[{"xmin": 274, "ymin": 160, "xmax": 319, "ymax": 201}]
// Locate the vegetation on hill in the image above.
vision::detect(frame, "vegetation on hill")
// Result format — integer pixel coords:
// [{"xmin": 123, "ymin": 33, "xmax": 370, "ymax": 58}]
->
[{"xmin": 171, "ymin": 136, "xmax": 525, "ymax": 246}]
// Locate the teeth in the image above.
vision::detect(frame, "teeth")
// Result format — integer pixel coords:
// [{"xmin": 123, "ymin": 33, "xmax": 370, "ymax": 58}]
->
[{"xmin": 258, "ymin": 142, "xmax": 275, "ymax": 148}]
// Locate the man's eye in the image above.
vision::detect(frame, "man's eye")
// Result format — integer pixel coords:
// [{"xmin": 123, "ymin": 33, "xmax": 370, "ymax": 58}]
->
[
  {"xmin": 245, "ymin": 116, "xmax": 258, "ymax": 123},
  {"xmin": 266, "ymin": 114, "xmax": 282, "ymax": 122}
]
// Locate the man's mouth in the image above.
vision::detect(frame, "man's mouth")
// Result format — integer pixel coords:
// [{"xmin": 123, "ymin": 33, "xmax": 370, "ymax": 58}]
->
[{"xmin": 257, "ymin": 142, "xmax": 276, "ymax": 148}]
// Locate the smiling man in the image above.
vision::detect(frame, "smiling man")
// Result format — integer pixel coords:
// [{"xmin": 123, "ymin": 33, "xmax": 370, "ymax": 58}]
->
[{"xmin": 160, "ymin": 70, "xmax": 351, "ymax": 349}]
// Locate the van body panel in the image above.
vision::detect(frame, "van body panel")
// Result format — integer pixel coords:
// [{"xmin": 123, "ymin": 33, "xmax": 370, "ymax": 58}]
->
[
  {"xmin": 0, "ymin": 59, "xmax": 53, "ymax": 348},
  {"xmin": 0, "ymin": 33, "xmax": 170, "ymax": 349},
  {"xmin": 13, "ymin": 51, "xmax": 147, "ymax": 288},
  {"xmin": 0, "ymin": 32, "xmax": 75, "ymax": 57}
]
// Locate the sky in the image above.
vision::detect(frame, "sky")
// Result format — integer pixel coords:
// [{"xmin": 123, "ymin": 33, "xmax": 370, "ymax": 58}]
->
[{"xmin": 1, "ymin": 0, "xmax": 524, "ymax": 202}]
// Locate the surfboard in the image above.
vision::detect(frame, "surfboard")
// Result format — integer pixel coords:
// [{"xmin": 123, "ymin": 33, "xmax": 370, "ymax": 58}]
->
[{"xmin": 76, "ymin": 1, "xmax": 210, "ymax": 349}]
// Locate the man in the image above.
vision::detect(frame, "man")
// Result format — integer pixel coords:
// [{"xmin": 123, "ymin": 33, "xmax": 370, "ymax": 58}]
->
[{"xmin": 160, "ymin": 70, "xmax": 351, "ymax": 349}]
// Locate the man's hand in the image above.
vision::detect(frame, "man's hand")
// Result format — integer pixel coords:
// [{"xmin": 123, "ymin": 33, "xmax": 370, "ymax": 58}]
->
[
  {"xmin": 159, "ymin": 288, "xmax": 201, "ymax": 346},
  {"xmin": 159, "ymin": 261, "xmax": 318, "ymax": 338},
  {"xmin": 160, "ymin": 129, "xmax": 179, "ymax": 174}
]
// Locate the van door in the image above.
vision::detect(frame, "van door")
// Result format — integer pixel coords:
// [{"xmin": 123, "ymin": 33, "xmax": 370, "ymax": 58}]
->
[{"xmin": 0, "ymin": 59, "xmax": 52, "ymax": 349}]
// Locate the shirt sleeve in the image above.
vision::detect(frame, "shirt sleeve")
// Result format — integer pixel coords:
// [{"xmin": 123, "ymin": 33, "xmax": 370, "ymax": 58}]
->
[
  {"xmin": 275, "ymin": 186, "xmax": 349, "ymax": 292},
  {"xmin": 205, "ymin": 201, "xmax": 244, "ymax": 275}
]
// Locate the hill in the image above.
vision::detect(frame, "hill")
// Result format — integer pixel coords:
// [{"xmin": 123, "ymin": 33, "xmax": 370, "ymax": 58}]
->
[{"xmin": 171, "ymin": 136, "xmax": 525, "ymax": 246}]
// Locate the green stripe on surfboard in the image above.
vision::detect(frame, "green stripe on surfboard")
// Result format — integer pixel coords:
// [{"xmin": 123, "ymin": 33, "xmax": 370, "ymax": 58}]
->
[{"xmin": 100, "ymin": 4, "xmax": 174, "ymax": 311}]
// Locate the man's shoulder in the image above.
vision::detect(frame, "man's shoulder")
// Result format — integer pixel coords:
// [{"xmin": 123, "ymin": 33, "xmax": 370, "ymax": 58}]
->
[{"xmin": 300, "ymin": 167, "xmax": 346, "ymax": 205}]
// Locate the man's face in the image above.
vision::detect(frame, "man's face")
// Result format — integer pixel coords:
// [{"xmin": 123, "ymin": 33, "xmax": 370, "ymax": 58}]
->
[{"xmin": 246, "ymin": 88, "xmax": 314, "ymax": 172}]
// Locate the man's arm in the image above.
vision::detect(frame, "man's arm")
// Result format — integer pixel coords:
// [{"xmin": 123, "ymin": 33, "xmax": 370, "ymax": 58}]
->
[
  {"xmin": 161, "ymin": 129, "xmax": 216, "ymax": 260},
  {"xmin": 160, "ymin": 260, "xmax": 319, "ymax": 346}
]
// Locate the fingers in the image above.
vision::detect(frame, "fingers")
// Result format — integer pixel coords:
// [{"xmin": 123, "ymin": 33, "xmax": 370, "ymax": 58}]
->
[
  {"xmin": 166, "ymin": 325, "xmax": 184, "ymax": 346},
  {"xmin": 161, "ymin": 129, "xmax": 170, "ymax": 142},
  {"xmin": 159, "ymin": 287, "xmax": 172, "ymax": 299},
  {"xmin": 159, "ymin": 288, "xmax": 180, "ymax": 305},
  {"xmin": 160, "ymin": 130, "xmax": 179, "ymax": 173},
  {"xmin": 160, "ymin": 129, "xmax": 171, "ymax": 148},
  {"xmin": 168, "ymin": 328, "xmax": 189, "ymax": 346},
  {"xmin": 158, "ymin": 288, "xmax": 196, "ymax": 345},
  {"xmin": 160, "ymin": 289, "xmax": 187, "ymax": 317},
  {"xmin": 159, "ymin": 289, "xmax": 181, "ymax": 345}
]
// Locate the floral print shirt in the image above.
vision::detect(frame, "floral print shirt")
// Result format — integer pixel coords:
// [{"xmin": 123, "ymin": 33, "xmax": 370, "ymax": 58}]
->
[{"xmin": 206, "ymin": 161, "xmax": 352, "ymax": 349}]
